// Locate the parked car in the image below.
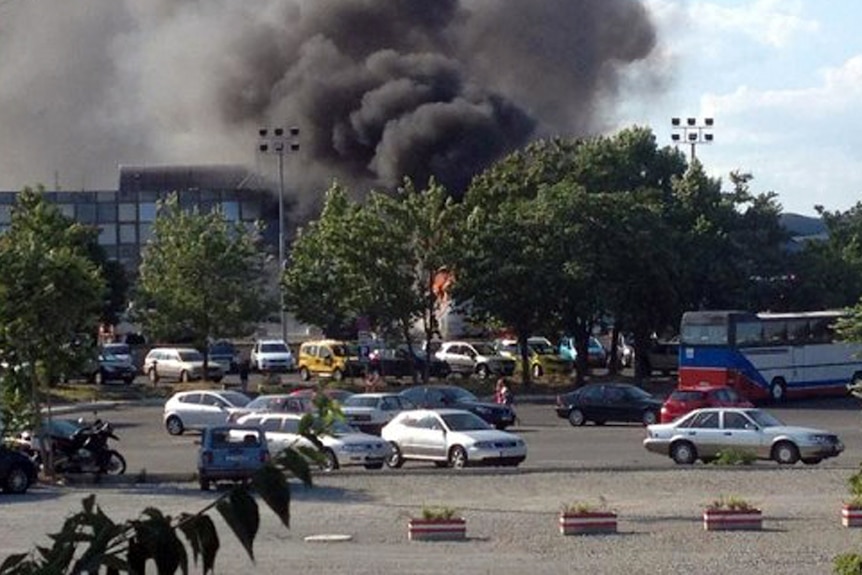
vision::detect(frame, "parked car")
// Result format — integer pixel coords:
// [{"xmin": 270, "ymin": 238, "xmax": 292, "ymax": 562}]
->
[
  {"xmin": 660, "ymin": 385, "xmax": 753, "ymax": 423},
  {"xmin": 208, "ymin": 340, "xmax": 239, "ymax": 374},
  {"xmin": 494, "ymin": 336, "xmax": 573, "ymax": 378},
  {"xmin": 367, "ymin": 345, "xmax": 451, "ymax": 380},
  {"xmin": 236, "ymin": 412, "xmax": 389, "ymax": 471},
  {"xmin": 226, "ymin": 394, "xmax": 313, "ymax": 423},
  {"xmin": 197, "ymin": 424, "xmax": 269, "ymax": 491},
  {"xmin": 555, "ymin": 382, "xmax": 662, "ymax": 426},
  {"xmin": 101, "ymin": 342, "xmax": 134, "ymax": 366},
  {"xmin": 558, "ymin": 336, "xmax": 608, "ymax": 368},
  {"xmin": 288, "ymin": 387, "xmax": 354, "ymax": 404},
  {"xmin": 643, "ymin": 407, "xmax": 844, "ymax": 465},
  {"xmin": 250, "ymin": 339, "xmax": 295, "ymax": 373},
  {"xmin": 382, "ymin": 408, "xmax": 527, "ymax": 469},
  {"xmin": 0, "ymin": 445, "xmax": 38, "ymax": 494},
  {"xmin": 398, "ymin": 384, "xmax": 516, "ymax": 430},
  {"xmin": 296, "ymin": 339, "xmax": 364, "ymax": 381},
  {"xmin": 644, "ymin": 339, "xmax": 679, "ymax": 375},
  {"xmin": 434, "ymin": 341, "xmax": 516, "ymax": 379},
  {"xmin": 341, "ymin": 392, "xmax": 417, "ymax": 434},
  {"xmin": 143, "ymin": 347, "xmax": 223, "ymax": 384},
  {"xmin": 163, "ymin": 390, "xmax": 252, "ymax": 435},
  {"xmin": 85, "ymin": 350, "xmax": 137, "ymax": 385}
]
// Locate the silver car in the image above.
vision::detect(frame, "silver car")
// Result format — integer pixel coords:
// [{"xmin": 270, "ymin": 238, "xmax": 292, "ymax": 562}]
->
[{"xmin": 643, "ymin": 407, "xmax": 843, "ymax": 465}]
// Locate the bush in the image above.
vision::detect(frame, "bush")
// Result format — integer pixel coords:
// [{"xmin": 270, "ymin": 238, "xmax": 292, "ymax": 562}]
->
[
  {"xmin": 705, "ymin": 495, "xmax": 756, "ymax": 512},
  {"xmin": 834, "ymin": 553, "xmax": 862, "ymax": 575},
  {"xmin": 712, "ymin": 447, "xmax": 757, "ymax": 466}
]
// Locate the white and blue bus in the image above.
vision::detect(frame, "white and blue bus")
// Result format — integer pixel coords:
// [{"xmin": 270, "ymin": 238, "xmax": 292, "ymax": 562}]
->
[{"xmin": 678, "ymin": 310, "xmax": 862, "ymax": 402}]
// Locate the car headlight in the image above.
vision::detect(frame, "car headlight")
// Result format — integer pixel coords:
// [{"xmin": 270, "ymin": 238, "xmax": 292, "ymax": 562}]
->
[{"xmin": 807, "ymin": 434, "xmax": 834, "ymax": 445}]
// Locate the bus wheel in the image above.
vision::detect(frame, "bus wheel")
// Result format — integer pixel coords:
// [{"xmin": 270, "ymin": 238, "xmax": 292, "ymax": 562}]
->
[{"xmin": 769, "ymin": 379, "xmax": 786, "ymax": 403}]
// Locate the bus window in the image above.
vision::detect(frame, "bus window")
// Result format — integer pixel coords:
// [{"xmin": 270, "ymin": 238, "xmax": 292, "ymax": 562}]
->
[
  {"xmin": 734, "ymin": 321, "xmax": 762, "ymax": 346},
  {"xmin": 763, "ymin": 321, "xmax": 787, "ymax": 344},
  {"xmin": 786, "ymin": 319, "xmax": 809, "ymax": 343},
  {"xmin": 810, "ymin": 317, "xmax": 835, "ymax": 344}
]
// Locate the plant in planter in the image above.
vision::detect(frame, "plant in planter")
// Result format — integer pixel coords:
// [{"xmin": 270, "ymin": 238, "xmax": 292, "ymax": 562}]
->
[
  {"xmin": 841, "ymin": 464, "xmax": 862, "ymax": 527},
  {"xmin": 703, "ymin": 495, "xmax": 762, "ymax": 531},
  {"xmin": 559, "ymin": 496, "xmax": 617, "ymax": 535},
  {"xmin": 407, "ymin": 505, "xmax": 466, "ymax": 541}
]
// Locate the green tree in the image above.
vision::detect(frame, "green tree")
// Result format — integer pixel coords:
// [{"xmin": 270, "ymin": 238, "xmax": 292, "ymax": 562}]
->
[
  {"xmin": 0, "ymin": 187, "xmax": 105, "ymax": 441},
  {"xmin": 133, "ymin": 194, "xmax": 270, "ymax": 363}
]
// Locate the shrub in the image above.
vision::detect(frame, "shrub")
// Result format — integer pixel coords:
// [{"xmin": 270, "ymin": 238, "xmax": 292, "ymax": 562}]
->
[
  {"xmin": 705, "ymin": 495, "xmax": 757, "ymax": 512},
  {"xmin": 420, "ymin": 505, "xmax": 459, "ymax": 520},
  {"xmin": 834, "ymin": 552, "xmax": 862, "ymax": 575},
  {"xmin": 712, "ymin": 447, "xmax": 757, "ymax": 466},
  {"xmin": 561, "ymin": 496, "xmax": 609, "ymax": 514}
]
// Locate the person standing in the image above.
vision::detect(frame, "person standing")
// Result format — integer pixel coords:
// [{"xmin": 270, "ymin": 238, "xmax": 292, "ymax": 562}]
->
[{"xmin": 238, "ymin": 357, "xmax": 250, "ymax": 393}]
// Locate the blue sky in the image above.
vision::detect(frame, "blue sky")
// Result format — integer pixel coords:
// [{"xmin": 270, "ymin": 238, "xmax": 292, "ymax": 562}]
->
[{"xmin": 615, "ymin": 0, "xmax": 862, "ymax": 216}]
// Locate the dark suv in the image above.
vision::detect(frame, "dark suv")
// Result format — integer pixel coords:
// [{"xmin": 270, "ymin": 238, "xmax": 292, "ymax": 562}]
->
[{"xmin": 644, "ymin": 340, "xmax": 679, "ymax": 375}]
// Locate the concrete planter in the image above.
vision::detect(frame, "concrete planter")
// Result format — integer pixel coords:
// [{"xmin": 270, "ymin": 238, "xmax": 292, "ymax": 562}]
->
[
  {"xmin": 842, "ymin": 504, "xmax": 862, "ymax": 527},
  {"xmin": 703, "ymin": 508, "xmax": 762, "ymax": 531},
  {"xmin": 407, "ymin": 517, "xmax": 466, "ymax": 541},
  {"xmin": 559, "ymin": 511, "xmax": 618, "ymax": 535}
]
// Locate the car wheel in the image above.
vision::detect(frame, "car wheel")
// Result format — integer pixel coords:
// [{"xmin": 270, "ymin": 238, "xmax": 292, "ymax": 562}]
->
[
  {"xmin": 385, "ymin": 442, "xmax": 404, "ymax": 469},
  {"xmin": 180, "ymin": 370, "xmax": 190, "ymax": 383},
  {"xmin": 320, "ymin": 448, "xmax": 339, "ymax": 472},
  {"xmin": 670, "ymin": 440, "xmax": 697, "ymax": 465},
  {"xmin": 531, "ymin": 364, "xmax": 542, "ymax": 379},
  {"xmin": 567, "ymin": 408, "xmax": 586, "ymax": 427},
  {"xmin": 769, "ymin": 379, "xmax": 787, "ymax": 403},
  {"xmin": 103, "ymin": 450, "xmax": 126, "ymax": 475},
  {"xmin": 475, "ymin": 364, "xmax": 489, "ymax": 379},
  {"xmin": 801, "ymin": 457, "xmax": 822, "ymax": 465},
  {"xmin": 449, "ymin": 445, "xmax": 468, "ymax": 469},
  {"xmin": 642, "ymin": 410, "xmax": 658, "ymax": 426},
  {"xmin": 3, "ymin": 465, "xmax": 30, "ymax": 494},
  {"xmin": 299, "ymin": 367, "xmax": 311, "ymax": 382},
  {"xmin": 331, "ymin": 368, "xmax": 344, "ymax": 382},
  {"xmin": 364, "ymin": 462, "xmax": 384, "ymax": 470},
  {"xmin": 165, "ymin": 415, "xmax": 184, "ymax": 436},
  {"xmin": 199, "ymin": 477, "xmax": 210, "ymax": 491},
  {"xmin": 772, "ymin": 441, "xmax": 800, "ymax": 465}
]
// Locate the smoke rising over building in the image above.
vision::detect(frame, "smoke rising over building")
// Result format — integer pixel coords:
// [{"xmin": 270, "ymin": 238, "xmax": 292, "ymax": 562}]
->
[{"xmin": 0, "ymin": 0, "xmax": 661, "ymax": 206}]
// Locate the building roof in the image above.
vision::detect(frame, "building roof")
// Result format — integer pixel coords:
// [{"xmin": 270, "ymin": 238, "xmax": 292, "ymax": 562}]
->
[{"xmin": 118, "ymin": 165, "xmax": 260, "ymax": 193}]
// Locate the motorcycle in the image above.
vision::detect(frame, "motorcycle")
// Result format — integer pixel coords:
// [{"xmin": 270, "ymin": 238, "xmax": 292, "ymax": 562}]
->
[{"xmin": 17, "ymin": 418, "xmax": 126, "ymax": 475}]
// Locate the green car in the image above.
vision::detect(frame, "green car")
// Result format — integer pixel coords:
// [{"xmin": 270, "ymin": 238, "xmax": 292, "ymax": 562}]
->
[{"xmin": 494, "ymin": 337, "xmax": 574, "ymax": 378}]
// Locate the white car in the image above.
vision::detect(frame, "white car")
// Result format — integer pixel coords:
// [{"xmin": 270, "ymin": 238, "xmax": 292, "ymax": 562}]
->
[
  {"xmin": 163, "ymin": 390, "xmax": 252, "ymax": 436},
  {"xmin": 341, "ymin": 392, "xmax": 417, "ymax": 434},
  {"xmin": 434, "ymin": 341, "xmax": 516, "ymax": 379},
  {"xmin": 250, "ymin": 339, "xmax": 296, "ymax": 373},
  {"xmin": 144, "ymin": 347, "xmax": 224, "ymax": 384},
  {"xmin": 235, "ymin": 412, "xmax": 389, "ymax": 471},
  {"xmin": 381, "ymin": 408, "xmax": 527, "ymax": 469}
]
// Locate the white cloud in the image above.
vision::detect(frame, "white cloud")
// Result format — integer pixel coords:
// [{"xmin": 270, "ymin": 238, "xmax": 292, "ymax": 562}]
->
[{"xmin": 689, "ymin": 0, "xmax": 819, "ymax": 50}]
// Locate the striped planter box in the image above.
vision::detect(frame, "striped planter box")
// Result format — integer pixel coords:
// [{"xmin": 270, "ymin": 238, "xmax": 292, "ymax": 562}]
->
[
  {"xmin": 559, "ymin": 512, "xmax": 618, "ymax": 535},
  {"xmin": 407, "ymin": 518, "xmax": 466, "ymax": 541},
  {"xmin": 703, "ymin": 509, "xmax": 762, "ymax": 531},
  {"xmin": 842, "ymin": 505, "xmax": 862, "ymax": 527}
]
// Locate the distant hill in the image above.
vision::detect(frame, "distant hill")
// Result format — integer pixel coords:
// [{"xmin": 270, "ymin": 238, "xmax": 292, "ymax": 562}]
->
[{"xmin": 780, "ymin": 213, "xmax": 826, "ymax": 238}]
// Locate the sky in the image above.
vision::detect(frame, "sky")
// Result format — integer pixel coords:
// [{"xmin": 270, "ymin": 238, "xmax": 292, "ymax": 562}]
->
[{"xmin": 621, "ymin": 0, "xmax": 862, "ymax": 216}]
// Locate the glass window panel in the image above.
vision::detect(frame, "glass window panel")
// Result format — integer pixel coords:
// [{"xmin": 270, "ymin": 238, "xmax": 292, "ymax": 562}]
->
[
  {"xmin": 139, "ymin": 202, "xmax": 157, "ymax": 222},
  {"xmin": 118, "ymin": 203, "xmax": 137, "ymax": 222},
  {"xmin": 241, "ymin": 200, "xmax": 261, "ymax": 220},
  {"xmin": 76, "ymin": 203, "xmax": 97, "ymax": 224},
  {"xmin": 96, "ymin": 191, "xmax": 117, "ymax": 203},
  {"xmin": 97, "ymin": 203, "xmax": 116, "ymax": 223},
  {"xmin": 119, "ymin": 224, "xmax": 136, "ymax": 244},
  {"xmin": 139, "ymin": 223, "xmax": 153, "ymax": 243},
  {"xmin": 98, "ymin": 223, "xmax": 117, "ymax": 246},
  {"xmin": 222, "ymin": 201, "xmax": 239, "ymax": 221},
  {"xmin": 0, "ymin": 205, "xmax": 10, "ymax": 224},
  {"xmin": 57, "ymin": 204, "xmax": 74, "ymax": 218}
]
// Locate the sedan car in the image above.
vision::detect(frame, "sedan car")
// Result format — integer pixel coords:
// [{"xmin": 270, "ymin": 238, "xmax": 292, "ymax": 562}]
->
[
  {"xmin": 0, "ymin": 445, "xmax": 38, "ymax": 494},
  {"xmin": 197, "ymin": 424, "xmax": 269, "ymax": 491},
  {"xmin": 85, "ymin": 350, "xmax": 137, "ymax": 385},
  {"xmin": 341, "ymin": 392, "xmax": 417, "ymax": 434},
  {"xmin": 226, "ymin": 394, "xmax": 313, "ymax": 423},
  {"xmin": 399, "ymin": 384, "xmax": 516, "ymax": 430},
  {"xmin": 288, "ymin": 387, "xmax": 354, "ymax": 404},
  {"xmin": 555, "ymin": 383, "xmax": 662, "ymax": 426},
  {"xmin": 236, "ymin": 413, "xmax": 389, "ymax": 471},
  {"xmin": 643, "ymin": 407, "xmax": 844, "ymax": 465},
  {"xmin": 382, "ymin": 409, "xmax": 527, "ymax": 469},
  {"xmin": 163, "ymin": 390, "xmax": 252, "ymax": 436},
  {"xmin": 367, "ymin": 345, "xmax": 451, "ymax": 380},
  {"xmin": 660, "ymin": 385, "xmax": 753, "ymax": 423}
]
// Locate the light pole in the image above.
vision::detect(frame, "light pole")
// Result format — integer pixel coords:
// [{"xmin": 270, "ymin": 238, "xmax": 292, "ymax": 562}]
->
[
  {"xmin": 671, "ymin": 117, "xmax": 714, "ymax": 162},
  {"xmin": 257, "ymin": 126, "xmax": 300, "ymax": 343}
]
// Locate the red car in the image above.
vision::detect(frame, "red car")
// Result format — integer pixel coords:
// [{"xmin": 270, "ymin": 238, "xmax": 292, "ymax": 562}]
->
[{"xmin": 659, "ymin": 386, "xmax": 753, "ymax": 423}]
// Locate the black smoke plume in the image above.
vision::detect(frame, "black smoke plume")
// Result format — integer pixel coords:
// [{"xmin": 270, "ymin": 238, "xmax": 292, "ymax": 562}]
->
[{"xmin": 0, "ymin": 0, "xmax": 660, "ymax": 203}]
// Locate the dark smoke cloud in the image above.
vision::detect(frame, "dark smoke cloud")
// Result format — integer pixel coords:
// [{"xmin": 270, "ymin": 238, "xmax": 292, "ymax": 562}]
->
[{"xmin": 0, "ymin": 0, "xmax": 660, "ymax": 205}]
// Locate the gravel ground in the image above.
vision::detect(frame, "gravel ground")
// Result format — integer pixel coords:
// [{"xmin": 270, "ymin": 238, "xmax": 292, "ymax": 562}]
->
[{"xmin": 3, "ymin": 467, "xmax": 862, "ymax": 574}]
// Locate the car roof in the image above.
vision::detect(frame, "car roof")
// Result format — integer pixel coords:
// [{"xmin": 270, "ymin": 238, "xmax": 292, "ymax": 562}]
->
[
  {"xmin": 399, "ymin": 408, "xmax": 472, "ymax": 417},
  {"xmin": 149, "ymin": 346, "xmax": 199, "ymax": 353},
  {"xmin": 347, "ymin": 392, "xmax": 399, "ymax": 398}
]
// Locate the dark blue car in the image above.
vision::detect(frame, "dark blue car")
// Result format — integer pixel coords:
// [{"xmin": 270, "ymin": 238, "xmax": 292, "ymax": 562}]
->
[
  {"xmin": 0, "ymin": 445, "xmax": 38, "ymax": 494},
  {"xmin": 398, "ymin": 385, "xmax": 516, "ymax": 430}
]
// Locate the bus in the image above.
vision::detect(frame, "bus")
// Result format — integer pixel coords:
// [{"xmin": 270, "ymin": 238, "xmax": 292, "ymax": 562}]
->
[{"xmin": 678, "ymin": 310, "xmax": 862, "ymax": 402}]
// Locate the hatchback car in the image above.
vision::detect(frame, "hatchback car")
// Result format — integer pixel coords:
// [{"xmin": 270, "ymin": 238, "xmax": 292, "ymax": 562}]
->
[
  {"xmin": 555, "ymin": 382, "xmax": 662, "ymax": 426},
  {"xmin": 236, "ymin": 413, "xmax": 389, "ymax": 471},
  {"xmin": 643, "ymin": 407, "xmax": 844, "ymax": 465},
  {"xmin": 86, "ymin": 350, "xmax": 137, "ymax": 385},
  {"xmin": 558, "ymin": 336, "xmax": 608, "ymax": 368},
  {"xmin": 434, "ymin": 341, "xmax": 516, "ymax": 379},
  {"xmin": 250, "ymin": 339, "xmax": 295, "ymax": 373},
  {"xmin": 382, "ymin": 409, "xmax": 527, "ymax": 469},
  {"xmin": 494, "ymin": 336, "xmax": 573, "ymax": 378},
  {"xmin": 296, "ymin": 340, "xmax": 364, "ymax": 381},
  {"xmin": 0, "ymin": 445, "xmax": 38, "ymax": 494},
  {"xmin": 197, "ymin": 425, "xmax": 269, "ymax": 491},
  {"xmin": 399, "ymin": 384, "xmax": 516, "ymax": 429},
  {"xmin": 163, "ymin": 390, "xmax": 252, "ymax": 435},
  {"xmin": 660, "ymin": 385, "xmax": 753, "ymax": 423},
  {"xmin": 341, "ymin": 392, "xmax": 417, "ymax": 434},
  {"xmin": 144, "ymin": 347, "xmax": 224, "ymax": 384},
  {"xmin": 227, "ymin": 394, "xmax": 313, "ymax": 423}
]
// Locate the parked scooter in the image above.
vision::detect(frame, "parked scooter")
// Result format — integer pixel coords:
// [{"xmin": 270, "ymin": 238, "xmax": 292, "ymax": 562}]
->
[{"xmin": 18, "ymin": 418, "xmax": 126, "ymax": 475}]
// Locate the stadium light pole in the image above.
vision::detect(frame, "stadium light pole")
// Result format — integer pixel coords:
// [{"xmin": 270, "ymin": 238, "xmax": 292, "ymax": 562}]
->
[
  {"xmin": 671, "ymin": 117, "xmax": 714, "ymax": 162},
  {"xmin": 257, "ymin": 126, "xmax": 300, "ymax": 344}
]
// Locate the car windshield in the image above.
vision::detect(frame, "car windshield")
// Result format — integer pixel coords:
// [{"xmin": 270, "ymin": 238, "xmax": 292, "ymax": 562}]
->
[
  {"xmin": 103, "ymin": 344, "xmax": 130, "ymax": 355},
  {"xmin": 220, "ymin": 391, "xmax": 251, "ymax": 407},
  {"xmin": 343, "ymin": 396, "xmax": 381, "ymax": 408},
  {"xmin": 441, "ymin": 412, "xmax": 492, "ymax": 431},
  {"xmin": 210, "ymin": 342, "xmax": 234, "ymax": 353},
  {"xmin": 529, "ymin": 341, "xmax": 555, "ymax": 355},
  {"xmin": 441, "ymin": 387, "xmax": 478, "ymax": 403},
  {"xmin": 178, "ymin": 350, "xmax": 203, "ymax": 362},
  {"xmin": 261, "ymin": 342, "xmax": 288, "ymax": 353},
  {"xmin": 471, "ymin": 343, "xmax": 497, "ymax": 355},
  {"xmin": 745, "ymin": 409, "xmax": 784, "ymax": 428},
  {"xmin": 496, "ymin": 342, "xmax": 518, "ymax": 354}
]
